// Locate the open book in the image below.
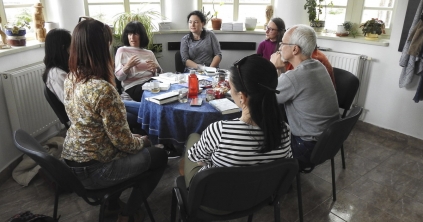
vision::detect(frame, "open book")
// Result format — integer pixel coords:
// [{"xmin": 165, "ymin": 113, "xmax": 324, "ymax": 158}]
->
[
  {"xmin": 146, "ymin": 91, "xmax": 179, "ymax": 105},
  {"xmin": 209, "ymin": 98, "xmax": 241, "ymax": 114}
]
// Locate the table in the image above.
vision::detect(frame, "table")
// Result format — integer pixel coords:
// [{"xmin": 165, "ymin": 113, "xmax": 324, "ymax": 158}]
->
[{"xmin": 138, "ymin": 84, "xmax": 241, "ymax": 147}]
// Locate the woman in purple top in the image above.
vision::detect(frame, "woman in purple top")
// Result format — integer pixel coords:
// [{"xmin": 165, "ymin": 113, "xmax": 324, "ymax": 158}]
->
[{"xmin": 257, "ymin": 17, "xmax": 286, "ymax": 60}]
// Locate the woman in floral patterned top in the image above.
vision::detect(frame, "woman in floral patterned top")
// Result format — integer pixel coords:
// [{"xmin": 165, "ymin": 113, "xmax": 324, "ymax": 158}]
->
[{"xmin": 62, "ymin": 19, "xmax": 167, "ymax": 222}]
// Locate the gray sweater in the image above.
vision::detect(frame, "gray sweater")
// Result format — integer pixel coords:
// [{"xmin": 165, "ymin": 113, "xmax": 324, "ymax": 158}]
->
[
  {"xmin": 180, "ymin": 30, "xmax": 222, "ymax": 66},
  {"xmin": 276, "ymin": 59, "xmax": 340, "ymax": 141}
]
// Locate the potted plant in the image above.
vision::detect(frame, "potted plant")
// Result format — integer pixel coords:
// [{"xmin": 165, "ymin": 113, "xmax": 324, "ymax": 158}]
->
[
  {"xmin": 210, "ymin": 1, "xmax": 224, "ymax": 30},
  {"xmin": 4, "ymin": 9, "xmax": 31, "ymax": 46},
  {"xmin": 336, "ymin": 21, "xmax": 352, "ymax": 37},
  {"xmin": 112, "ymin": 7, "xmax": 161, "ymax": 52},
  {"xmin": 360, "ymin": 18, "xmax": 385, "ymax": 40},
  {"xmin": 304, "ymin": 0, "xmax": 325, "ymax": 32},
  {"xmin": 201, "ymin": 7, "xmax": 212, "ymax": 25}
]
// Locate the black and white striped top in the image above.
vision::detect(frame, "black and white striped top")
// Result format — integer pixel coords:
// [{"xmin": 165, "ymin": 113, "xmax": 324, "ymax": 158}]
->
[{"xmin": 188, "ymin": 119, "xmax": 292, "ymax": 171}]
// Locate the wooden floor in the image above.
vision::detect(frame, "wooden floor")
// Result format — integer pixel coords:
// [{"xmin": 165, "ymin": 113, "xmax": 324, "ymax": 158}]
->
[{"xmin": 1, "ymin": 121, "xmax": 423, "ymax": 222}]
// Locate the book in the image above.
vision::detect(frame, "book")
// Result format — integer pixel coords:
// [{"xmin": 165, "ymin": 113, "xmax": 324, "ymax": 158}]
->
[
  {"xmin": 146, "ymin": 91, "xmax": 179, "ymax": 105},
  {"xmin": 209, "ymin": 98, "xmax": 241, "ymax": 114}
]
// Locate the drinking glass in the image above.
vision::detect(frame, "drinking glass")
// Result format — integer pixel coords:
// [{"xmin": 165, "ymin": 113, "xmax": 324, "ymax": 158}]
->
[{"xmin": 151, "ymin": 80, "xmax": 160, "ymax": 93}]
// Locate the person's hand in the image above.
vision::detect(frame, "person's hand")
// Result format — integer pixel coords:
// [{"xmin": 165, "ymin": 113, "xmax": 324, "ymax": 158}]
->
[
  {"xmin": 134, "ymin": 134, "xmax": 152, "ymax": 147},
  {"xmin": 270, "ymin": 51, "xmax": 285, "ymax": 69},
  {"xmin": 146, "ymin": 60, "xmax": 159, "ymax": 73},
  {"xmin": 123, "ymin": 55, "xmax": 140, "ymax": 73},
  {"xmin": 197, "ymin": 161, "xmax": 207, "ymax": 166}
]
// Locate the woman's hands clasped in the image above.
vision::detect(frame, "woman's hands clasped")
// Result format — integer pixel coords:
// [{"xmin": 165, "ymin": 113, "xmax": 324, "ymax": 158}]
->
[{"xmin": 123, "ymin": 55, "xmax": 159, "ymax": 75}]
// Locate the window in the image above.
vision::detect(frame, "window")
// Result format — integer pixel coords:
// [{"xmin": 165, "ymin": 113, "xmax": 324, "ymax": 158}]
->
[
  {"xmin": 0, "ymin": 0, "xmax": 41, "ymax": 40},
  {"xmin": 84, "ymin": 0, "xmax": 163, "ymax": 26},
  {"xmin": 199, "ymin": 0, "xmax": 274, "ymax": 29},
  {"xmin": 322, "ymin": 0, "xmax": 396, "ymax": 35}
]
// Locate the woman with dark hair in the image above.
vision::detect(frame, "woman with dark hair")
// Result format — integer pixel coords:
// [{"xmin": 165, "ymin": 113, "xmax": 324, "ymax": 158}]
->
[
  {"xmin": 182, "ymin": 55, "xmax": 292, "ymax": 190},
  {"xmin": 42, "ymin": 28, "xmax": 71, "ymax": 102},
  {"xmin": 180, "ymin": 10, "xmax": 222, "ymax": 70},
  {"xmin": 115, "ymin": 21, "xmax": 162, "ymax": 102},
  {"xmin": 62, "ymin": 19, "xmax": 167, "ymax": 222},
  {"xmin": 257, "ymin": 17, "xmax": 286, "ymax": 60}
]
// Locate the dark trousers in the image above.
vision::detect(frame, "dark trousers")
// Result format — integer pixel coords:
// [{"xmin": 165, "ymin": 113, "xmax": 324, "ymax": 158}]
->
[{"xmin": 291, "ymin": 135, "xmax": 317, "ymax": 169}]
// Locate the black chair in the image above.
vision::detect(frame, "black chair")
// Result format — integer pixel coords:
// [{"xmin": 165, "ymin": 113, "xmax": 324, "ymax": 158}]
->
[
  {"xmin": 333, "ymin": 67, "xmax": 360, "ymax": 169},
  {"xmin": 308, "ymin": 106, "xmax": 362, "ymax": 201},
  {"xmin": 13, "ymin": 129, "xmax": 156, "ymax": 222},
  {"xmin": 171, "ymin": 158, "xmax": 303, "ymax": 222},
  {"xmin": 43, "ymin": 86, "xmax": 70, "ymax": 129},
  {"xmin": 175, "ymin": 50, "xmax": 185, "ymax": 73}
]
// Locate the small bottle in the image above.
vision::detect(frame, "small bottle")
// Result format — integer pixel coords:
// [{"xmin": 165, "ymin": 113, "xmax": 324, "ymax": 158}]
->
[{"xmin": 188, "ymin": 70, "xmax": 199, "ymax": 98}]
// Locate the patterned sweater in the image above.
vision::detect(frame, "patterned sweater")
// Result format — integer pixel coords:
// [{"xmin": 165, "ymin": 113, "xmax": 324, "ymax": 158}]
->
[{"xmin": 62, "ymin": 77, "xmax": 145, "ymax": 163}]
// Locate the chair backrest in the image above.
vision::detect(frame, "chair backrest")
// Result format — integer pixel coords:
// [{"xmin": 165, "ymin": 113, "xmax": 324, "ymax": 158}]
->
[
  {"xmin": 333, "ymin": 68, "xmax": 360, "ymax": 117},
  {"xmin": 13, "ymin": 129, "xmax": 88, "ymax": 197},
  {"xmin": 175, "ymin": 50, "xmax": 185, "ymax": 73},
  {"xmin": 310, "ymin": 106, "xmax": 363, "ymax": 166},
  {"xmin": 186, "ymin": 158, "xmax": 298, "ymax": 215},
  {"xmin": 43, "ymin": 86, "xmax": 69, "ymax": 128}
]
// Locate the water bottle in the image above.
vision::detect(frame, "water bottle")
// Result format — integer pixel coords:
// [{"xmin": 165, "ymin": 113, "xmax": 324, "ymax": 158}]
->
[{"xmin": 188, "ymin": 70, "xmax": 199, "ymax": 98}]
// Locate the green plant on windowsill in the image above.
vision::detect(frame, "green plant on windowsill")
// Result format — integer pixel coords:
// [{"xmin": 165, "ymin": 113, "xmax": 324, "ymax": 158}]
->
[
  {"xmin": 304, "ymin": 0, "xmax": 325, "ymax": 32},
  {"xmin": 360, "ymin": 18, "xmax": 385, "ymax": 36},
  {"xmin": 201, "ymin": 7, "xmax": 212, "ymax": 25},
  {"xmin": 5, "ymin": 8, "xmax": 32, "ymax": 35}
]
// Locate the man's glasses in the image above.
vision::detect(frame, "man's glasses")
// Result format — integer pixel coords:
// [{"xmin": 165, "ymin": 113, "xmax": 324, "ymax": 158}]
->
[
  {"xmin": 233, "ymin": 54, "xmax": 280, "ymax": 94},
  {"xmin": 279, "ymin": 42, "xmax": 297, "ymax": 47}
]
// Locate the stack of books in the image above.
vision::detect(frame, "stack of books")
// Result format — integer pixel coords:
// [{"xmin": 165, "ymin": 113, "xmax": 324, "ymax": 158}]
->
[
  {"xmin": 146, "ymin": 91, "xmax": 179, "ymax": 105},
  {"xmin": 233, "ymin": 22, "xmax": 244, "ymax": 31},
  {"xmin": 221, "ymin": 23, "xmax": 233, "ymax": 31}
]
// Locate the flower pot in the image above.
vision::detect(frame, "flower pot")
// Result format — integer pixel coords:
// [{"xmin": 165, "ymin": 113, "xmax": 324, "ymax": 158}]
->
[
  {"xmin": 365, "ymin": 33, "xmax": 378, "ymax": 40},
  {"xmin": 211, "ymin": 18, "xmax": 222, "ymax": 30},
  {"xmin": 245, "ymin": 17, "xmax": 257, "ymax": 31},
  {"xmin": 5, "ymin": 28, "xmax": 26, "ymax": 36},
  {"xmin": 336, "ymin": 25, "xmax": 349, "ymax": 37},
  {"xmin": 7, "ymin": 36, "xmax": 26, "ymax": 46},
  {"xmin": 310, "ymin": 21, "xmax": 325, "ymax": 32}
]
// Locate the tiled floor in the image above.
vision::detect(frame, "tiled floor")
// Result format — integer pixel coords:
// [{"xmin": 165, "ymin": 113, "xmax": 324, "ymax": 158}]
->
[{"xmin": 1, "ymin": 121, "xmax": 423, "ymax": 222}]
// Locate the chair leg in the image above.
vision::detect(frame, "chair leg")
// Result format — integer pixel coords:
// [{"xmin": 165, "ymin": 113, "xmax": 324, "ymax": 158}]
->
[
  {"xmin": 53, "ymin": 183, "xmax": 60, "ymax": 221},
  {"xmin": 331, "ymin": 158, "xmax": 336, "ymax": 201},
  {"xmin": 247, "ymin": 214, "xmax": 254, "ymax": 222},
  {"xmin": 98, "ymin": 201, "xmax": 106, "ymax": 222},
  {"xmin": 171, "ymin": 189, "xmax": 177, "ymax": 222},
  {"xmin": 140, "ymin": 193, "xmax": 155, "ymax": 222},
  {"xmin": 273, "ymin": 200, "xmax": 281, "ymax": 222},
  {"xmin": 341, "ymin": 144, "xmax": 346, "ymax": 169},
  {"xmin": 296, "ymin": 173, "xmax": 303, "ymax": 222}
]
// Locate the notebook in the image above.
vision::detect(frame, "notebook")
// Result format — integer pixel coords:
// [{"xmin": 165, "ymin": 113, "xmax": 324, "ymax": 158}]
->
[{"xmin": 209, "ymin": 98, "xmax": 240, "ymax": 114}]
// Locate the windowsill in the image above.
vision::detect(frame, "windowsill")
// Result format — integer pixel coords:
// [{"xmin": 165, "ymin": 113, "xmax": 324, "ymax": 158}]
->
[
  {"xmin": 154, "ymin": 29, "xmax": 266, "ymax": 35},
  {"xmin": 0, "ymin": 41, "xmax": 45, "ymax": 57},
  {"xmin": 316, "ymin": 32, "xmax": 390, "ymax": 47}
]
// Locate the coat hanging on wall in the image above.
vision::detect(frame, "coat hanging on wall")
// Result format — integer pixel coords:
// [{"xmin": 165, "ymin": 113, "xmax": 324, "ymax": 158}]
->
[{"xmin": 399, "ymin": 0, "xmax": 423, "ymax": 102}]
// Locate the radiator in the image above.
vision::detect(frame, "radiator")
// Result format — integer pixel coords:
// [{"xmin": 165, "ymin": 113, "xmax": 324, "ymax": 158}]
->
[
  {"xmin": 321, "ymin": 50, "xmax": 371, "ymax": 106},
  {"xmin": 1, "ymin": 62, "xmax": 61, "ymax": 137}
]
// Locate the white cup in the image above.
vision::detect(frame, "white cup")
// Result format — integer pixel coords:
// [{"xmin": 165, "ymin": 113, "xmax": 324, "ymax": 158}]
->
[{"xmin": 44, "ymin": 22, "xmax": 59, "ymax": 33}]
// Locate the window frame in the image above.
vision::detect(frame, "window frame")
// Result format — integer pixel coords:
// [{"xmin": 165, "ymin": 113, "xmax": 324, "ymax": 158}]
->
[
  {"xmin": 198, "ymin": 0, "xmax": 275, "ymax": 29},
  {"xmin": 323, "ymin": 0, "xmax": 397, "ymax": 36},
  {"xmin": 0, "ymin": 0, "xmax": 46, "ymax": 41},
  {"xmin": 83, "ymin": 0, "xmax": 164, "ymax": 18}
]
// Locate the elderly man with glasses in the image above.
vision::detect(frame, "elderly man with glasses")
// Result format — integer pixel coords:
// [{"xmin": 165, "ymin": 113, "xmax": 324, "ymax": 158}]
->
[{"xmin": 271, "ymin": 24, "xmax": 340, "ymax": 171}]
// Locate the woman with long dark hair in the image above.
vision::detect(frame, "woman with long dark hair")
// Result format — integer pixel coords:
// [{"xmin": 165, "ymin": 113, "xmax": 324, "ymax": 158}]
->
[
  {"xmin": 115, "ymin": 21, "xmax": 162, "ymax": 102},
  {"xmin": 257, "ymin": 17, "xmax": 286, "ymax": 60},
  {"xmin": 180, "ymin": 10, "xmax": 222, "ymax": 70},
  {"xmin": 62, "ymin": 19, "xmax": 167, "ymax": 222},
  {"xmin": 42, "ymin": 28, "xmax": 71, "ymax": 102},
  {"xmin": 182, "ymin": 55, "xmax": 292, "ymax": 190}
]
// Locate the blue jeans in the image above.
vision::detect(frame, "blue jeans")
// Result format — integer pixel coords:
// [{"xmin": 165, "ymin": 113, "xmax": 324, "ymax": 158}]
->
[
  {"xmin": 291, "ymin": 135, "xmax": 317, "ymax": 165},
  {"xmin": 124, "ymin": 100, "xmax": 141, "ymax": 129}
]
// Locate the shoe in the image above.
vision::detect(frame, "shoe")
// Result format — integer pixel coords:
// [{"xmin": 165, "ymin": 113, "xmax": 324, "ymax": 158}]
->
[
  {"xmin": 164, "ymin": 143, "xmax": 181, "ymax": 159},
  {"xmin": 116, "ymin": 207, "xmax": 145, "ymax": 222}
]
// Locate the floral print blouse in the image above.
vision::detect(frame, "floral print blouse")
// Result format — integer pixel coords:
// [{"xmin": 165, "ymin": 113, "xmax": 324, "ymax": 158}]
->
[{"xmin": 61, "ymin": 76, "xmax": 145, "ymax": 163}]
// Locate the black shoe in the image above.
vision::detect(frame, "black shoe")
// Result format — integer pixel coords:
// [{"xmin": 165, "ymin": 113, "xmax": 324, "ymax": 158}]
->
[{"xmin": 163, "ymin": 143, "xmax": 181, "ymax": 159}]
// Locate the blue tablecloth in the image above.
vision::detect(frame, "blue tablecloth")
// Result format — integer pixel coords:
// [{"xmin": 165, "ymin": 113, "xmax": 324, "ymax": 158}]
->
[{"xmin": 138, "ymin": 84, "xmax": 241, "ymax": 146}]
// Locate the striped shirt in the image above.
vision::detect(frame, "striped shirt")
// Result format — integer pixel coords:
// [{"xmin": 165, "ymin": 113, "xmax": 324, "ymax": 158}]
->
[{"xmin": 188, "ymin": 119, "xmax": 292, "ymax": 171}]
